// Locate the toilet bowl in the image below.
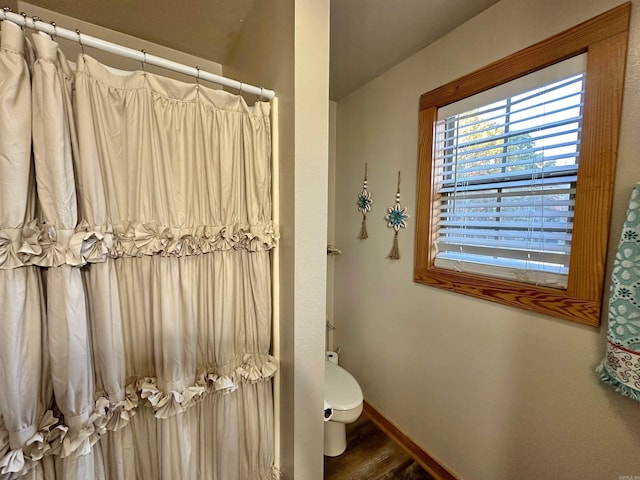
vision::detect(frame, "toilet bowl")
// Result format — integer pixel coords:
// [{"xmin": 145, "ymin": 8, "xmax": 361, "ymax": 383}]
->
[{"xmin": 324, "ymin": 359, "xmax": 363, "ymax": 457}]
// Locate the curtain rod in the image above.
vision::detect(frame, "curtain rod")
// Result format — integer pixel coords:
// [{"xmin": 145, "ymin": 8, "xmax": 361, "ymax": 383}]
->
[{"xmin": 1, "ymin": 8, "xmax": 275, "ymax": 100}]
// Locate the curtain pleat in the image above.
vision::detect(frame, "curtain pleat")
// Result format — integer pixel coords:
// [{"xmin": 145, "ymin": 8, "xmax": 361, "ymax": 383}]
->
[
  {"xmin": 31, "ymin": 31, "xmax": 106, "ymax": 480},
  {"xmin": 0, "ymin": 21, "xmax": 48, "ymax": 480},
  {"xmin": 0, "ymin": 19, "xmax": 275, "ymax": 479}
]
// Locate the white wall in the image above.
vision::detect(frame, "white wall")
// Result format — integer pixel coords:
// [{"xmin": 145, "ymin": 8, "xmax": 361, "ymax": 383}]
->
[
  {"xmin": 327, "ymin": 101, "xmax": 337, "ymax": 350},
  {"xmin": 227, "ymin": 1, "xmax": 330, "ymax": 478},
  {"xmin": 292, "ymin": 2, "xmax": 330, "ymax": 478},
  {"xmin": 333, "ymin": 0, "xmax": 640, "ymax": 479}
]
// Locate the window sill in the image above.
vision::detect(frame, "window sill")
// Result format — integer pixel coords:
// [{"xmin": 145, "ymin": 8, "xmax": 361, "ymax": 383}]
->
[{"xmin": 414, "ymin": 265, "xmax": 601, "ymax": 326}]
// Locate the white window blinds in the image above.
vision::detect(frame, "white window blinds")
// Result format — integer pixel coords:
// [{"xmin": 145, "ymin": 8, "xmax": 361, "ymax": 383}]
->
[{"xmin": 432, "ymin": 56, "xmax": 586, "ymax": 288}]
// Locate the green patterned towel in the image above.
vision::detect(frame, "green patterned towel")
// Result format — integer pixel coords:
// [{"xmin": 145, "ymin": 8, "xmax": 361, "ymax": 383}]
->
[{"xmin": 597, "ymin": 184, "xmax": 640, "ymax": 402}]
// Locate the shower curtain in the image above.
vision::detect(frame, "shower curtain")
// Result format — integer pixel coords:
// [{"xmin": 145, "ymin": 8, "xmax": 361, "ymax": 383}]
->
[{"xmin": 0, "ymin": 21, "xmax": 277, "ymax": 480}]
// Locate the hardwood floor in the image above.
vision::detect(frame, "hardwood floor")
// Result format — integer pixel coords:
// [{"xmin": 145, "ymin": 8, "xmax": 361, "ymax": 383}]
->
[{"xmin": 324, "ymin": 412, "xmax": 435, "ymax": 480}]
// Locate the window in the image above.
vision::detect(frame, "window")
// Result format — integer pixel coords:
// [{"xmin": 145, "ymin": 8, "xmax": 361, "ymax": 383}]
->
[
  {"xmin": 414, "ymin": 3, "xmax": 630, "ymax": 326},
  {"xmin": 434, "ymin": 57, "xmax": 585, "ymax": 289}
]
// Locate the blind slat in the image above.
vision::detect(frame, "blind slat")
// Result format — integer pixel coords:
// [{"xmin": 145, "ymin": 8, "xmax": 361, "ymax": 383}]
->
[
  {"xmin": 439, "ymin": 172, "xmax": 577, "ymax": 192},
  {"xmin": 437, "ymin": 242, "xmax": 571, "ymax": 262},
  {"xmin": 440, "ymin": 187, "xmax": 576, "ymax": 201},
  {"xmin": 439, "ymin": 199, "xmax": 575, "ymax": 209},
  {"xmin": 438, "ymin": 227, "xmax": 572, "ymax": 241},
  {"xmin": 438, "ymin": 221, "xmax": 573, "ymax": 231},
  {"xmin": 440, "ymin": 162, "xmax": 578, "ymax": 186}
]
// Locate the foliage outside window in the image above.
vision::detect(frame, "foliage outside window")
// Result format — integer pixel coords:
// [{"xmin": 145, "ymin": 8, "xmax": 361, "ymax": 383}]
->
[{"xmin": 413, "ymin": 4, "xmax": 630, "ymax": 326}]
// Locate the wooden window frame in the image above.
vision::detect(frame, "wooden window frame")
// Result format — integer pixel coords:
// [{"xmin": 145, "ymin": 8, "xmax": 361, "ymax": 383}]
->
[{"xmin": 414, "ymin": 3, "xmax": 631, "ymax": 327}]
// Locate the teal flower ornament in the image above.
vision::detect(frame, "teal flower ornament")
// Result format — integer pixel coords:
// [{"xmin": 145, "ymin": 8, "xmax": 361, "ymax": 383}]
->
[
  {"xmin": 357, "ymin": 189, "xmax": 373, "ymax": 214},
  {"xmin": 357, "ymin": 163, "xmax": 372, "ymax": 239},
  {"xmin": 385, "ymin": 171, "xmax": 409, "ymax": 259},
  {"xmin": 385, "ymin": 203, "xmax": 409, "ymax": 231}
]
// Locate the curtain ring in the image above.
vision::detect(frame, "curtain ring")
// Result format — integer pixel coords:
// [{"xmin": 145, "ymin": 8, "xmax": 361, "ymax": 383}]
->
[
  {"xmin": 76, "ymin": 28, "xmax": 85, "ymax": 55},
  {"xmin": 32, "ymin": 16, "xmax": 40, "ymax": 31},
  {"xmin": 141, "ymin": 49, "xmax": 147, "ymax": 75},
  {"xmin": 20, "ymin": 11, "xmax": 27, "ymax": 30},
  {"xmin": 259, "ymin": 87, "xmax": 264, "ymax": 101},
  {"xmin": 50, "ymin": 22, "xmax": 57, "ymax": 41},
  {"xmin": 239, "ymin": 81, "xmax": 243, "ymax": 95},
  {"xmin": 2, "ymin": 7, "xmax": 11, "ymax": 22},
  {"xmin": 195, "ymin": 66, "xmax": 200, "ymax": 89}
]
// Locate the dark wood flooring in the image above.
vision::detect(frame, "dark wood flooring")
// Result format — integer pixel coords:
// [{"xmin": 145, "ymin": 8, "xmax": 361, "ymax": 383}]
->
[{"xmin": 324, "ymin": 411, "xmax": 435, "ymax": 480}]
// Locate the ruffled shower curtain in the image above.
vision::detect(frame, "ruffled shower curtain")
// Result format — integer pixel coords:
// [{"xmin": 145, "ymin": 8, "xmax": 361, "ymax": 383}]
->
[{"xmin": 0, "ymin": 20, "xmax": 276, "ymax": 480}]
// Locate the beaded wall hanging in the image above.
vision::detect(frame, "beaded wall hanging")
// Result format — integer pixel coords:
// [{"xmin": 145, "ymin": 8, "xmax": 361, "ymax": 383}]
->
[
  {"xmin": 385, "ymin": 171, "xmax": 409, "ymax": 259},
  {"xmin": 356, "ymin": 163, "xmax": 373, "ymax": 239}
]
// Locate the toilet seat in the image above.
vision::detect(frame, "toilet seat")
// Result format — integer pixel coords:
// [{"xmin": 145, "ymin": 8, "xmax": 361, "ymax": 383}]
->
[{"xmin": 325, "ymin": 361, "xmax": 363, "ymax": 411}]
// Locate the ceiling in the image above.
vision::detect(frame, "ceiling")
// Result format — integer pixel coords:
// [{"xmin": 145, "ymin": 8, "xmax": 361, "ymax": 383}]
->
[
  {"xmin": 16, "ymin": 0, "xmax": 500, "ymax": 100},
  {"xmin": 330, "ymin": 0, "xmax": 500, "ymax": 99}
]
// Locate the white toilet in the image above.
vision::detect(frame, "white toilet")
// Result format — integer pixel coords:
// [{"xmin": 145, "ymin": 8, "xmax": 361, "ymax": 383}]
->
[{"xmin": 323, "ymin": 357, "xmax": 363, "ymax": 456}]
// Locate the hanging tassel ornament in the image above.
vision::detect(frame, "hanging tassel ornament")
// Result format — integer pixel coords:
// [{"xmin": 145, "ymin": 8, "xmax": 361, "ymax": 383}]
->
[
  {"xmin": 385, "ymin": 171, "xmax": 409, "ymax": 260},
  {"xmin": 356, "ymin": 163, "xmax": 373, "ymax": 239}
]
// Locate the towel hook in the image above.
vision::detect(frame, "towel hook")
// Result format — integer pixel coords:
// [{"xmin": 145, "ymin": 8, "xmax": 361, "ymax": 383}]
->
[
  {"xmin": 50, "ymin": 21, "xmax": 57, "ymax": 41},
  {"xmin": 76, "ymin": 28, "xmax": 84, "ymax": 55}
]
